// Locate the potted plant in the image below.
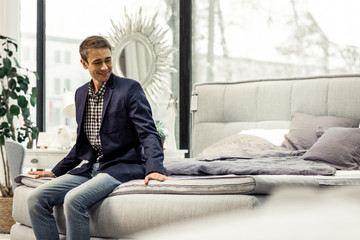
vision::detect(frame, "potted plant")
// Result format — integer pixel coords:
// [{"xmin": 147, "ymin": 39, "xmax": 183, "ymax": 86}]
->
[
  {"xmin": 0, "ymin": 34, "xmax": 39, "ymax": 231},
  {"xmin": 155, "ymin": 120, "xmax": 167, "ymax": 150}
]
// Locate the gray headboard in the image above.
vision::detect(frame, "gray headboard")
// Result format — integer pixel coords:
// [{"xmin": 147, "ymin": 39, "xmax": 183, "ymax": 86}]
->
[{"xmin": 191, "ymin": 74, "xmax": 360, "ymax": 157}]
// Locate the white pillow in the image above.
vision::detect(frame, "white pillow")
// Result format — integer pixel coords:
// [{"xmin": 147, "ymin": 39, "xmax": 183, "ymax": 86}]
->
[{"xmin": 239, "ymin": 129, "xmax": 289, "ymax": 146}]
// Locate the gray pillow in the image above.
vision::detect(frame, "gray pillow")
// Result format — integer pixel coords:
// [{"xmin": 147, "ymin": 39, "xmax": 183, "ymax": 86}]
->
[
  {"xmin": 302, "ymin": 127, "xmax": 360, "ymax": 170},
  {"xmin": 282, "ymin": 112, "xmax": 359, "ymax": 150},
  {"xmin": 196, "ymin": 134, "xmax": 279, "ymax": 161}
]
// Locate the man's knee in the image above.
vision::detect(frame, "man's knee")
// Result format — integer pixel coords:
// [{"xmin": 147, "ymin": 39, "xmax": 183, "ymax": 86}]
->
[
  {"xmin": 63, "ymin": 189, "xmax": 83, "ymax": 213},
  {"xmin": 27, "ymin": 187, "xmax": 44, "ymax": 213}
]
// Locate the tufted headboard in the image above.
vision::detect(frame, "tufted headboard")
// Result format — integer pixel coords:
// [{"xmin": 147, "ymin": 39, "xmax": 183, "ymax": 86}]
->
[{"xmin": 190, "ymin": 74, "xmax": 360, "ymax": 157}]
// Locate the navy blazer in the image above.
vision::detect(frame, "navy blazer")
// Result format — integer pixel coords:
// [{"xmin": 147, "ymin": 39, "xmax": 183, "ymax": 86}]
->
[{"xmin": 52, "ymin": 73, "xmax": 165, "ymax": 182}]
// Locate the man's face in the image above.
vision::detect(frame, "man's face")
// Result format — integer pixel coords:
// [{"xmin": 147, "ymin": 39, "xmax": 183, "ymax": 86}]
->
[{"xmin": 81, "ymin": 47, "xmax": 112, "ymax": 84}]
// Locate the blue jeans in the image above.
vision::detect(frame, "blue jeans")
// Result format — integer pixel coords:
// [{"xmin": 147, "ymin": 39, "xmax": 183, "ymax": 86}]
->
[{"xmin": 27, "ymin": 163, "xmax": 122, "ymax": 240}]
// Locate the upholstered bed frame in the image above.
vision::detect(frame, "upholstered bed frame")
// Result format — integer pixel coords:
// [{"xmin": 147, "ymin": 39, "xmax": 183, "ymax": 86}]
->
[
  {"xmin": 191, "ymin": 74, "xmax": 360, "ymax": 156},
  {"xmin": 11, "ymin": 74, "xmax": 360, "ymax": 239}
]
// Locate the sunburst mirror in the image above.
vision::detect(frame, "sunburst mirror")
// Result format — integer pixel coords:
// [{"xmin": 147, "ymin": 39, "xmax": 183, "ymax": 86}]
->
[{"xmin": 107, "ymin": 9, "xmax": 177, "ymax": 102}]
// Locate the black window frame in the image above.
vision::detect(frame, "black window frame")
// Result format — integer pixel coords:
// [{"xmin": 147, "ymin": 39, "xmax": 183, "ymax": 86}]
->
[{"xmin": 36, "ymin": 0, "xmax": 192, "ymax": 154}]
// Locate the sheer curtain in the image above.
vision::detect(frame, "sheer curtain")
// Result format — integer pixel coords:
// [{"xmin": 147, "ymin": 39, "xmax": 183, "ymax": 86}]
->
[{"xmin": 123, "ymin": 42, "xmax": 148, "ymax": 83}]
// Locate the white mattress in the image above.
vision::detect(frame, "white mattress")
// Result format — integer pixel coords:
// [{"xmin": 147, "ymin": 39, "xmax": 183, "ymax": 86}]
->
[
  {"xmin": 250, "ymin": 170, "xmax": 360, "ymax": 194},
  {"xmin": 12, "ymin": 184, "xmax": 260, "ymax": 238},
  {"xmin": 15, "ymin": 170, "xmax": 360, "ymax": 196},
  {"xmin": 12, "ymin": 171, "xmax": 360, "ymax": 238}
]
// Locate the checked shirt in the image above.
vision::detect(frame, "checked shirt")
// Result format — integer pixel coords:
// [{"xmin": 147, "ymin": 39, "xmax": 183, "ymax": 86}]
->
[{"xmin": 84, "ymin": 81, "xmax": 107, "ymax": 162}]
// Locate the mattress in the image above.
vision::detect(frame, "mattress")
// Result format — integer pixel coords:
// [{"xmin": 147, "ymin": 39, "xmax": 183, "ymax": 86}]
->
[
  {"xmin": 15, "ymin": 170, "xmax": 360, "ymax": 196},
  {"xmin": 13, "ymin": 176, "xmax": 260, "ymax": 238},
  {"xmin": 13, "ymin": 170, "xmax": 360, "ymax": 238},
  {"xmin": 113, "ymin": 170, "xmax": 360, "ymax": 195}
]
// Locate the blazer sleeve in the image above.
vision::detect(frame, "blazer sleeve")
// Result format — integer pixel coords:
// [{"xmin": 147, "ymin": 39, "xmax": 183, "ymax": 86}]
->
[
  {"xmin": 126, "ymin": 82, "xmax": 165, "ymax": 175},
  {"xmin": 51, "ymin": 145, "xmax": 82, "ymax": 177},
  {"xmin": 51, "ymin": 83, "xmax": 92, "ymax": 177}
]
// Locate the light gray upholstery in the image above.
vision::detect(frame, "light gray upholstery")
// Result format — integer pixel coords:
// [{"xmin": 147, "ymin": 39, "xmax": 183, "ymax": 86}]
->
[
  {"xmin": 191, "ymin": 74, "xmax": 360, "ymax": 156},
  {"xmin": 5, "ymin": 140, "xmax": 25, "ymax": 190},
  {"xmin": 12, "ymin": 74, "xmax": 360, "ymax": 239},
  {"xmin": 12, "ymin": 184, "xmax": 260, "ymax": 238},
  {"xmin": 10, "ymin": 223, "xmax": 118, "ymax": 240},
  {"xmin": 136, "ymin": 186, "xmax": 360, "ymax": 240}
]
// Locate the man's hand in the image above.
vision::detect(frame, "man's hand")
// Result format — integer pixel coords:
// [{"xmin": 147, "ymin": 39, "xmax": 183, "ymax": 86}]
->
[
  {"xmin": 144, "ymin": 172, "xmax": 171, "ymax": 185},
  {"xmin": 28, "ymin": 171, "xmax": 56, "ymax": 179}
]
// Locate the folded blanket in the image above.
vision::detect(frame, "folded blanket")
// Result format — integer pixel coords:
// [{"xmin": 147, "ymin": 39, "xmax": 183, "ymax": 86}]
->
[
  {"xmin": 14, "ymin": 174, "xmax": 53, "ymax": 188},
  {"xmin": 165, "ymin": 157, "xmax": 336, "ymax": 176}
]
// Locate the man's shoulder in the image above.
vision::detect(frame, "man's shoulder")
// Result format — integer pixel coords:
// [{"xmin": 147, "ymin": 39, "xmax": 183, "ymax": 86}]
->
[
  {"xmin": 78, "ymin": 81, "xmax": 90, "ymax": 89},
  {"xmin": 112, "ymin": 73, "xmax": 141, "ymax": 88},
  {"xmin": 75, "ymin": 81, "xmax": 90, "ymax": 94},
  {"xmin": 112, "ymin": 73, "xmax": 137, "ymax": 83}
]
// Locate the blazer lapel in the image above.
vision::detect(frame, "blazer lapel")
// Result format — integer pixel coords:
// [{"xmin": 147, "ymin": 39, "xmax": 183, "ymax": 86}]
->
[
  {"xmin": 101, "ymin": 74, "xmax": 115, "ymax": 128},
  {"xmin": 76, "ymin": 83, "xmax": 89, "ymax": 130}
]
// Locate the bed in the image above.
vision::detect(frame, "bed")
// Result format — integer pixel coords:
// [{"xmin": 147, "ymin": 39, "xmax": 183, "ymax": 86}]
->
[{"xmin": 11, "ymin": 74, "xmax": 360, "ymax": 239}]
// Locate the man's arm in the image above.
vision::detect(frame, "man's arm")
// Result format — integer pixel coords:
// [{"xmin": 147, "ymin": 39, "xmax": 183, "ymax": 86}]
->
[{"xmin": 127, "ymin": 82, "xmax": 167, "ymax": 176}]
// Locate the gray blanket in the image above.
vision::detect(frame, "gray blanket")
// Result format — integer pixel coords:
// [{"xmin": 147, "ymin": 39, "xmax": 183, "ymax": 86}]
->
[
  {"xmin": 164, "ymin": 157, "xmax": 336, "ymax": 176},
  {"xmin": 166, "ymin": 134, "xmax": 336, "ymax": 176}
]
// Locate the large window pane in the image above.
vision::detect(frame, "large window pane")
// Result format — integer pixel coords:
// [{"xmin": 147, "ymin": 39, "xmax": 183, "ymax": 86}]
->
[
  {"xmin": 192, "ymin": 0, "xmax": 360, "ymax": 84},
  {"xmin": 20, "ymin": 0, "xmax": 180, "ymax": 148},
  {"xmin": 19, "ymin": 0, "xmax": 37, "ymax": 137}
]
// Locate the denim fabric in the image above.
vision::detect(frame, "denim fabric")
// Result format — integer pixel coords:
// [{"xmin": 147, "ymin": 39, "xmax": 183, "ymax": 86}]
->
[{"xmin": 27, "ymin": 163, "xmax": 121, "ymax": 240}]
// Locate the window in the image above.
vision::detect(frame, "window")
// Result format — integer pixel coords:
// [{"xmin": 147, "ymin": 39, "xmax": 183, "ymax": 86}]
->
[
  {"xmin": 192, "ymin": 0, "xmax": 360, "ymax": 84},
  {"xmin": 53, "ymin": 107, "xmax": 61, "ymax": 125},
  {"xmin": 64, "ymin": 51, "xmax": 71, "ymax": 64},
  {"xmin": 22, "ymin": 46, "xmax": 31, "ymax": 61},
  {"xmin": 20, "ymin": 0, "xmax": 180, "ymax": 139},
  {"xmin": 19, "ymin": 0, "xmax": 360, "ymax": 151},
  {"xmin": 65, "ymin": 78, "xmax": 71, "ymax": 91},
  {"xmin": 54, "ymin": 78, "xmax": 61, "ymax": 95},
  {"xmin": 54, "ymin": 50, "xmax": 61, "ymax": 63}
]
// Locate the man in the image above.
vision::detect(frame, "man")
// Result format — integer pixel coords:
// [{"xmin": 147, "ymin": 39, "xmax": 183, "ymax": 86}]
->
[{"xmin": 27, "ymin": 35, "xmax": 170, "ymax": 240}]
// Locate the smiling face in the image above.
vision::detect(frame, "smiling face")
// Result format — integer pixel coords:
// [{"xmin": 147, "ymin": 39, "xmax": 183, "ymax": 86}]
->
[{"xmin": 81, "ymin": 47, "xmax": 112, "ymax": 91}]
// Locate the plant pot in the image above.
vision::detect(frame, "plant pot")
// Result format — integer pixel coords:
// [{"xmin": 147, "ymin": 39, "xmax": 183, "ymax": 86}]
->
[{"xmin": 0, "ymin": 197, "xmax": 15, "ymax": 233}]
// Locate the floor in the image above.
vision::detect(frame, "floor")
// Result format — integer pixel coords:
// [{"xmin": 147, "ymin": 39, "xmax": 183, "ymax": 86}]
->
[{"xmin": 0, "ymin": 234, "xmax": 10, "ymax": 239}]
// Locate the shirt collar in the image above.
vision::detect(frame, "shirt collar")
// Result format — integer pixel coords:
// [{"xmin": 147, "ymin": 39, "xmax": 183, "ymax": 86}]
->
[{"xmin": 88, "ymin": 80, "xmax": 107, "ymax": 98}]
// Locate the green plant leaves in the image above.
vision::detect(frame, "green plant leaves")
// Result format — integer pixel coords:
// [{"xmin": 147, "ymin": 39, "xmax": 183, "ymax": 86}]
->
[
  {"xmin": 13, "ymin": 57, "xmax": 20, "ymax": 67},
  {"xmin": 31, "ymin": 87, "xmax": 37, "ymax": 97},
  {"xmin": 30, "ymin": 87, "xmax": 37, "ymax": 107},
  {"xmin": 0, "ymin": 122, "xmax": 9, "ymax": 128},
  {"xmin": 19, "ymin": 81, "xmax": 29, "ymax": 93},
  {"xmin": 8, "ymin": 78, "xmax": 16, "ymax": 90},
  {"xmin": 0, "ymin": 67, "xmax": 6, "ymax": 78},
  {"xmin": 30, "ymin": 95, "xmax": 36, "ymax": 106},
  {"xmin": 31, "ymin": 126, "xmax": 39, "ymax": 140},
  {"xmin": 155, "ymin": 120, "xmax": 166, "ymax": 138},
  {"xmin": 0, "ymin": 34, "xmax": 39, "ymax": 151},
  {"xmin": 0, "ymin": 121, "xmax": 12, "ymax": 143},
  {"xmin": 17, "ymin": 95, "xmax": 28, "ymax": 108},
  {"xmin": 9, "ymin": 104, "xmax": 20, "ymax": 116},
  {"xmin": 22, "ymin": 107, "xmax": 30, "ymax": 119},
  {"xmin": 9, "ymin": 91, "xmax": 17, "ymax": 99},
  {"xmin": 6, "ymin": 112, "xmax": 13, "ymax": 124},
  {"xmin": 2, "ymin": 58, "xmax": 11, "ymax": 68},
  {"xmin": 0, "ymin": 108, "xmax": 6, "ymax": 117}
]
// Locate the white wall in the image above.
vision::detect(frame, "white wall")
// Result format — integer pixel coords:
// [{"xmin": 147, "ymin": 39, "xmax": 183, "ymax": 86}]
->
[
  {"xmin": 0, "ymin": 0, "xmax": 20, "ymax": 40},
  {"xmin": 0, "ymin": 0, "xmax": 20, "ymax": 192}
]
